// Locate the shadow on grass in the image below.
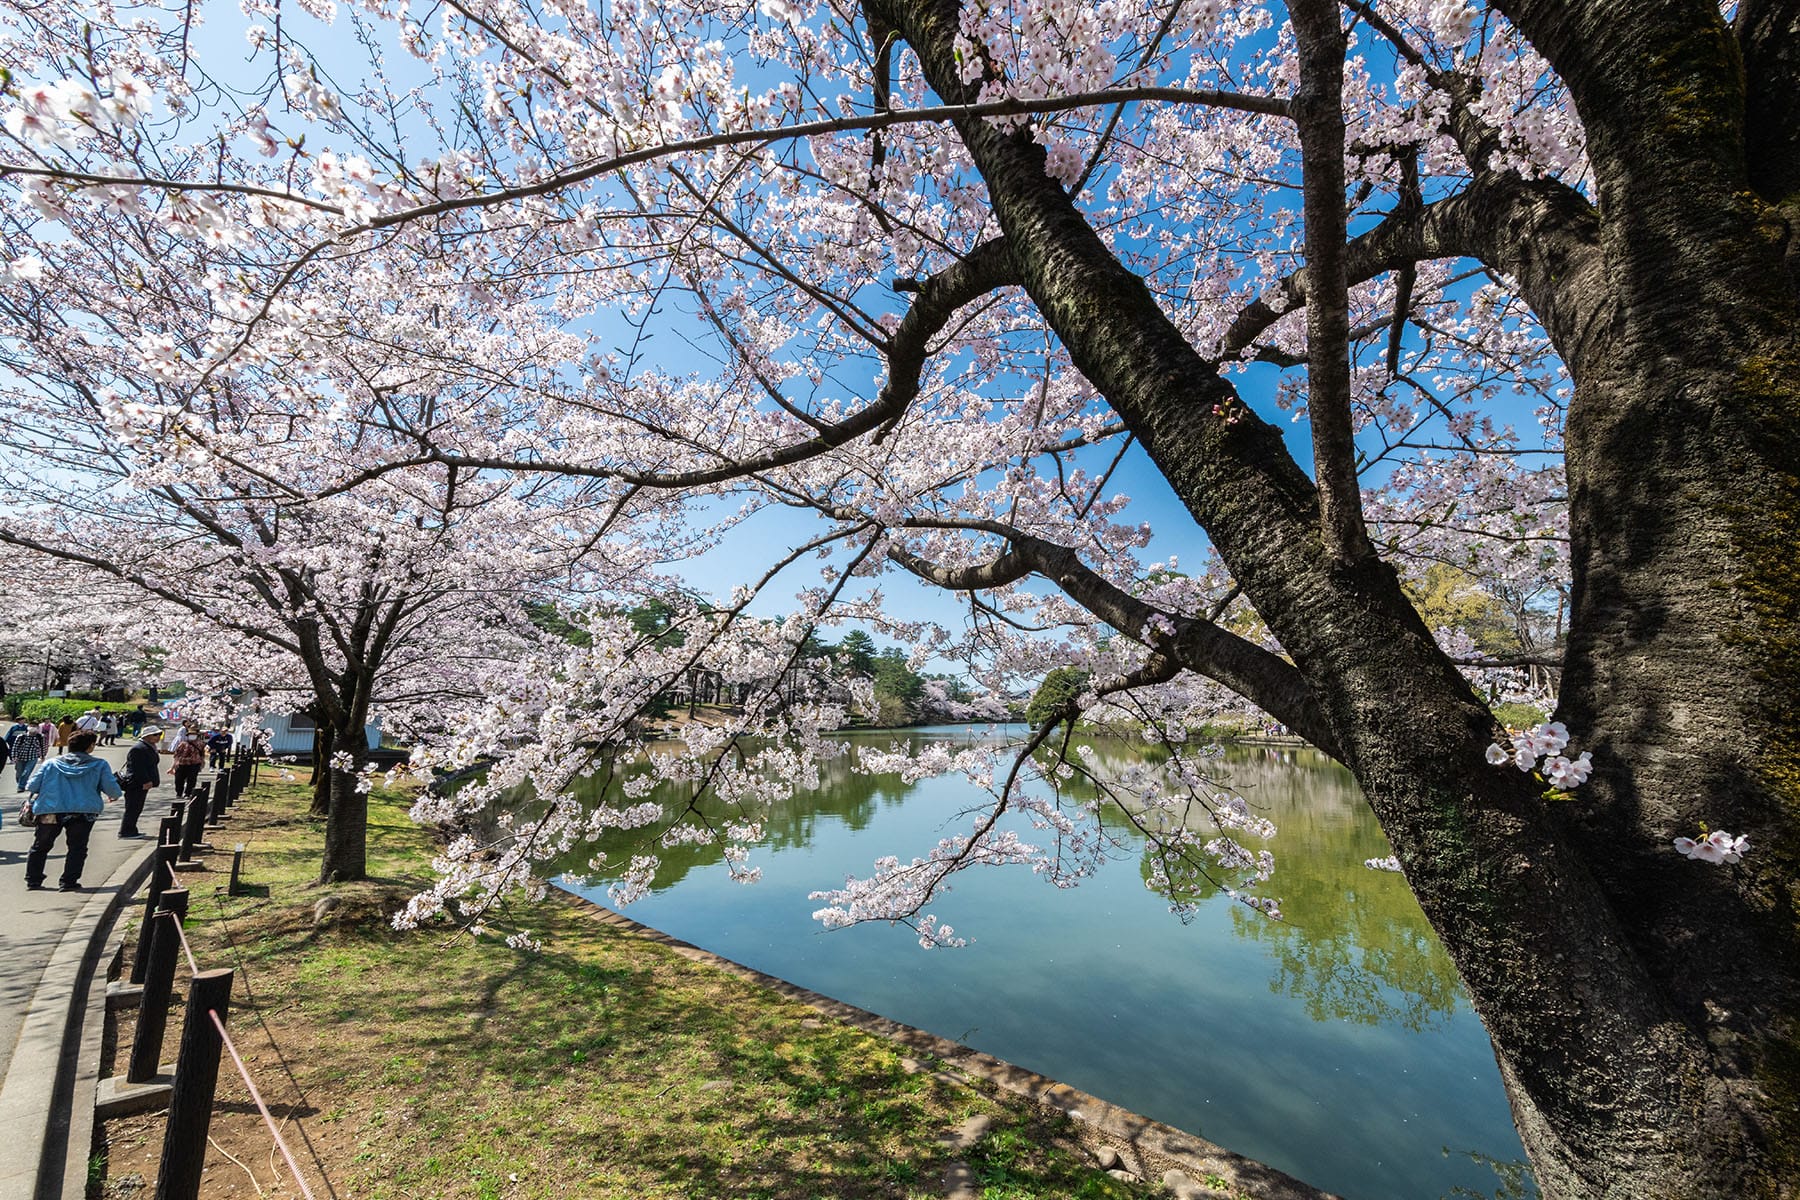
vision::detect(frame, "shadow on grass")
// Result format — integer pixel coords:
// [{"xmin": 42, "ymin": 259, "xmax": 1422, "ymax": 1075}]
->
[
  {"xmin": 272, "ymin": 915, "xmax": 1142, "ymax": 1199},
  {"xmin": 188, "ymin": 782, "xmax": 1150, "ymax": 1200}
]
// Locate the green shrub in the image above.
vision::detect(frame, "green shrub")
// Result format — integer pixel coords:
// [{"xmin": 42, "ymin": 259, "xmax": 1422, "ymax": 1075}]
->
[
  {"xmin": 1025, "ymin": 667, "xmax": 1091, "ymax": 729},
  {"xmin": 13, "ymin": 698, "xmax": 142, "ymax": 724},
  {"xmin": 1491, "ymin": 701, "xmax": 1550, "ymax": 731}
]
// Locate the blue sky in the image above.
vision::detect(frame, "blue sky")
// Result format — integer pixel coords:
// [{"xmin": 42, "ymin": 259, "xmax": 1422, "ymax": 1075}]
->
[{"xmin": 153, "ymin": 2, "xmax": 1558, "ymax": 652}]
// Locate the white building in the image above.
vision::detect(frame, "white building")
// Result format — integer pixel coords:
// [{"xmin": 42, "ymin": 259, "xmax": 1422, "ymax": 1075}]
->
[{"xmin": 248, "ymin": 710, "xmax": 382, "ymax": 758}]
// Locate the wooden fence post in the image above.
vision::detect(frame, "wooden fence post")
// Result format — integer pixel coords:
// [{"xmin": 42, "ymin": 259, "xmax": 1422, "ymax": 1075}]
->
[
  {"xmin": 177, "ymin": 783, "xmax": 210, "ymax": 863},
  {"xmin": 154, "ymin": 968, "xmax": 234, "ymax": 1200},
  {"xmin": 207, "ymin": 775, "xmax": 228, "ymax": 826},
  {"xmin": 127, "ymin": 888, "xmax": 189, "ymax": 1083},
  {"xmin": 130, "ymin": 845, "xmax": 183, "ymax": 985}
]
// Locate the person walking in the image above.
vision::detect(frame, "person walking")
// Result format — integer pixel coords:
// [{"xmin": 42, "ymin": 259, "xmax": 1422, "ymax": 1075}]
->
[
  {"xmin": 11, "ymin": 722, "xmax": 45, "ymax": 794},
  {"xmin": 170, "ymin": 723, "xmax": 205, "ymax": 799},
  {"xmin": 53, "ymin": 716, "xmax": 76, "ymax": 756},
  {"xmin": 101, "ymin": 713, "xmax": 119, "ymax": 745},
  {"xmin": 23, "ymin": 730, "xmax": 120, "ymax": 891},
  {"xmin": 117, "ymin": 726, "xmax": 165, "ymax": 838}
]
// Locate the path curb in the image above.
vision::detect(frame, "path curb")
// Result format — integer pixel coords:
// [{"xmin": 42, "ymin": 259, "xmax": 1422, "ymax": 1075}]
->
[
  {"xmin": 553, "ymin": 884, "xmax": 1341, "ymax": 1200},
  {"xmin": 0, "ymin": 840, "xmax": 159, "ymax": 1200}
]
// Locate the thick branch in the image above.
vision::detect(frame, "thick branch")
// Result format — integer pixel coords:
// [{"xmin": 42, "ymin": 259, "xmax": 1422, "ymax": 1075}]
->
[
  {"xmin": 1219, "ymin": 174, "xmax": 1607, "ymax": 378},
  {"xmin": 887, "ymin": 536, "xmax": 1340, "ymax": 756},
  {"xmin": 864, "ymin": 0, "xmax": 1331, "ymax": 626},
  {"xmin": 1290, "ymin": 0, "xmax": 1373, "ymax": 562}
]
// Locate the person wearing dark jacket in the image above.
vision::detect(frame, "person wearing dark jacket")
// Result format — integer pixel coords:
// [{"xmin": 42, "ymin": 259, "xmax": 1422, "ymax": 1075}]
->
[
  {"xmin": 10, "ymin": 724, "xmax": 45, "ymax": 794},
  {"xmin": 117, "ymin": 727, "xmax": 165, "ymax": 838}
]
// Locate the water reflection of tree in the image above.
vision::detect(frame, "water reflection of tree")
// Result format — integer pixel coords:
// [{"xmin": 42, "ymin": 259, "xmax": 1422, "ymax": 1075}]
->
[
  {"xmin": 1217, "ymin": 749, "xmax": 1463, "ymax": 1033},
  {"xmin": 560, "ymin": 732, "xmax": 1466, "ymax": 1033},
  {"xmin": 1072, "ymin": 740, "xmax": 1465, "ymax": 1033},
  {"xmin": 557, "ymin": 732, "xmax": 919, "ymax": 891},
  {"xmin": 1440, "ymin": 1150, "xmax": 1539, "ymax": 1200}
]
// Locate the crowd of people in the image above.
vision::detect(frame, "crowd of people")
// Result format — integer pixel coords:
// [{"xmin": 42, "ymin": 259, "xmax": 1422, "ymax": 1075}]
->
[{"xmin": 3, "ymin": 710, "xmax": 238, "ymax": 893}]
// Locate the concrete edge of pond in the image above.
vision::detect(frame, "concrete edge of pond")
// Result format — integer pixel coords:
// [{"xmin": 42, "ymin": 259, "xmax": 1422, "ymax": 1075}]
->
[{"xmin": 552, "ymin": 883, "xmax": 1343, "ymax": 1200}]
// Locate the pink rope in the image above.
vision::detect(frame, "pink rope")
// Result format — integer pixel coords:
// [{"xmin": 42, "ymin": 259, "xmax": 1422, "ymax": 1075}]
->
[
  {"xmin": 165, "ymin": 910, "xmax": 200, "ymax": 976},
  {"xmin": 149, "ymin": 801, "xmax": 324, "ymax": 1198},
  {"xmin": 207, "ymin": 1008, "xmax": 319, "ymax": 1200}
]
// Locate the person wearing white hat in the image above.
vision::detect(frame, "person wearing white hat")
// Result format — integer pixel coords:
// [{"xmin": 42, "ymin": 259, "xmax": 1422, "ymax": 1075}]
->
[{"xmin": 116, "ymin": 726, "xmax": 166, "ymax": 838}]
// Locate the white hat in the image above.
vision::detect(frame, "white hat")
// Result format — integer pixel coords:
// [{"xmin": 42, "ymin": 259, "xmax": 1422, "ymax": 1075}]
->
[{"xmin": 141, "ymin": 727, "xmax": 163, "ymax": 737}]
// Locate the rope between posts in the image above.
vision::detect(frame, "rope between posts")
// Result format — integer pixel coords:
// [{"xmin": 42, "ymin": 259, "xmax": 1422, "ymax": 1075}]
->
[
  {"xmin": 207, "ymin": 1008, "xmax": 318, "ymax": 1200},
  {"xmin": 149, "ymin": 797, "xmax": 321, "ymax": 1200},
  {"xmin": 164, "ymin": 908, "xmax": 200, "ymax": 976}
]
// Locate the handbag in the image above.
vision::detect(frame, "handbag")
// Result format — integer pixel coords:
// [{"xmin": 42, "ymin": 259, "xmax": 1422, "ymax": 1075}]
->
[{"xmin": 15, "ymin": 799, "xmax": 32, "ymax": 826}]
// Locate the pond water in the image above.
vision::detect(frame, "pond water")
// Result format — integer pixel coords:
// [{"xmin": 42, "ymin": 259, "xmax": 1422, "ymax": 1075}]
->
[{"xmin": 563, "ymin": 725, "xmax": 1534, "ymax": 1200}]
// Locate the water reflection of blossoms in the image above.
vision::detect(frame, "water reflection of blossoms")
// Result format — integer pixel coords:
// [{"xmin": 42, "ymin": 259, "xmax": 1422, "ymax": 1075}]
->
[{"xmin": 809, "ymin": 718, "xmax": 1286, "ymax": 945}]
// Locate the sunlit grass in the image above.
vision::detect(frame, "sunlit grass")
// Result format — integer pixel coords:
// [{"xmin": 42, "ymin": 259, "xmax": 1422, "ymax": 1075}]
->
[{"xmin": 103, "ymin": 777, "xmax": 1154, "ymax": 1200}]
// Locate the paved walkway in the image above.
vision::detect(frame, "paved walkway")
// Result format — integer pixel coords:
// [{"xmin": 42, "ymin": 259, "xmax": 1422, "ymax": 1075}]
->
[
  {"xmin": 0, "ymin": 740, "xmax": 188, "ymax": 1199},
  {"xmin": 0, "ymin": 743, "xmax": 171, "ymax": 1087}
]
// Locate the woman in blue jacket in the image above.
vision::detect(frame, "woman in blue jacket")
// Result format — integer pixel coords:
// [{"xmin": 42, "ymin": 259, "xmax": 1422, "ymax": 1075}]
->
[{"xmin": 24, "ymin": 731, "xmax": 121, "ymax": 892}]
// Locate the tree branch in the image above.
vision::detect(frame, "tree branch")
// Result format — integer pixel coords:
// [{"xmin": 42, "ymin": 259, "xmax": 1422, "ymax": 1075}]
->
[
  {"xmin": 1219, "ymin": 172, "xmax": 1607, "ymax": 376},
  {"xmin": 311, "ymin": 239, "xmax": 1017, "ymax": 498},
  {"xmin": 886, "ymin": 535, "xmax": 1340, "ymax": 756},
  {"xmin": 1290, "ymin": 0, "xmax": 1374, "ymax": 563},
  {"xmin": 0, "ymin": 530, "xmax": 305, "ymax": 657}
]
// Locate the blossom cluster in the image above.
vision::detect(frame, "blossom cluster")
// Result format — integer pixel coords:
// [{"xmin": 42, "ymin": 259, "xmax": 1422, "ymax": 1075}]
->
[
  {"xmin": 4, "ymin": 74, "xmax": 153, "ymax": 150},
  {"xmin": 1673, "ymin": 830, "xmax": 1750, "ymax": 866},
  {"xmin": 1486, "ymin": 721, "xmax": 1593, "ymax": 791}
]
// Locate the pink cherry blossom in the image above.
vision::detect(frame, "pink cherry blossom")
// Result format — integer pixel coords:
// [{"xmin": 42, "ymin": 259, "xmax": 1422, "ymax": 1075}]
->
[{"xmin": 1674, "ymin": 831, "xmax": 1750, "ymax": 865}]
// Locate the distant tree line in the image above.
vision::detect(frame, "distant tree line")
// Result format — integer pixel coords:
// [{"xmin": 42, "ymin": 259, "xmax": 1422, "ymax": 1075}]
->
[{"xmin": 527, "ymin": 600, "xmax": 967, "ymax": 727}]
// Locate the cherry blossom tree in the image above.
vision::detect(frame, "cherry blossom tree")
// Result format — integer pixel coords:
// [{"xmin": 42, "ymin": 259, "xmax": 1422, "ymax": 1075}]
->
[
  {"xmin": 0, "ymin": 573, "xmax": 157, "ymax": 698},
  {"xmin": 0, "ymin": 213, "xmax": 704, "ymax": 878},
  {"xmin": 4, "ymin": 0, "xmax": 1797, "ymax": 1195}
]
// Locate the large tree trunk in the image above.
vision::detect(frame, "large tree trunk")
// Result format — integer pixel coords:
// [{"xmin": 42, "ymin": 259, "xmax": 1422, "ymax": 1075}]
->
[
  {"xmin": 310, "ymin": 721, "xmax": 334, "ymax": 819},
  {"xmin": 318, "ymin": 719, "xmax": 369, "ymax": 883},
  {"xmin": 1512, "ymin": 271, "xmax": 1800, "ymax": 1195},
  {"xmin": 1478, "ymin": 5, "xmax": 1800, "ymax": 1192},
  {"xmin": 866, "ymin": 1, "xmax": 1799, "ymax": 1194}
]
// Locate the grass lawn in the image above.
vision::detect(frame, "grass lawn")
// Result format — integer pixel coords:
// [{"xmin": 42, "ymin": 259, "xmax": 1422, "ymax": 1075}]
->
[{"xmin": 93, "ymin": 779, "xmax": 1160, "ymax": 1200}]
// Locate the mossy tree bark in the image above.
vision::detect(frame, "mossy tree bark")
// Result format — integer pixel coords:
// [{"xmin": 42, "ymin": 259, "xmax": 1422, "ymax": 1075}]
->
[{"xmin": 866, "ymin": 0, "xmax": 1799, "ymax": 1195}]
